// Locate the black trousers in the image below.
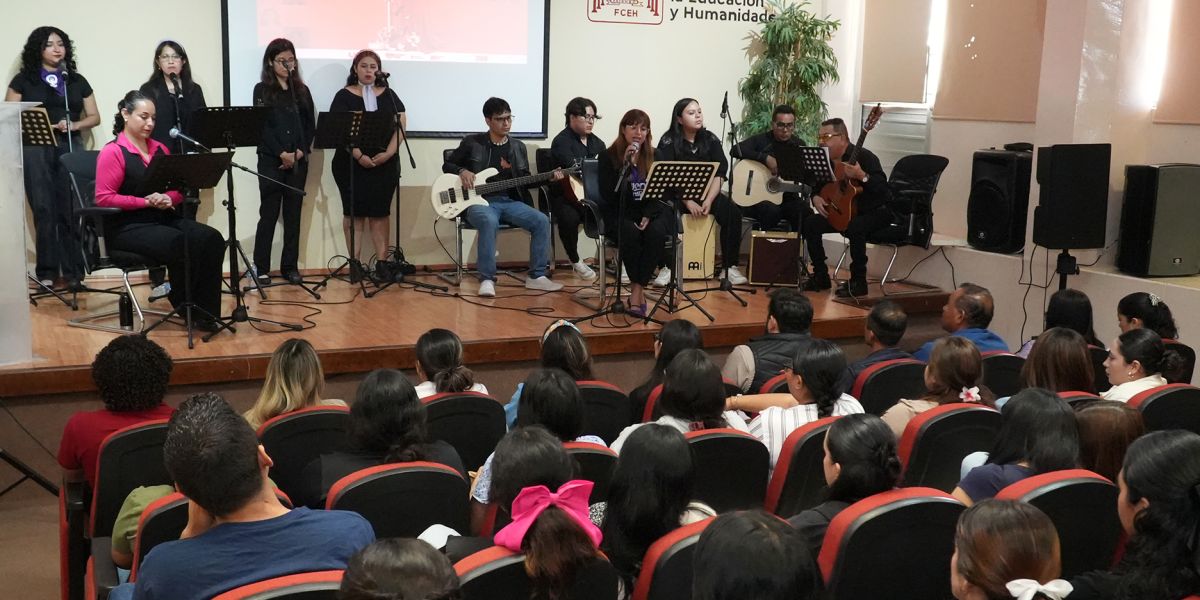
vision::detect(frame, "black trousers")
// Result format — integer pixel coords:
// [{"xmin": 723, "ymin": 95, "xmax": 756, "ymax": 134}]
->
[
  {"xmin": 619, "ymin": 212, "xmax": 672, "ymax": 286},
  {"xmin": 24, "ymin": 135, "xmax": 82, "ymax": 280},
  {"xmin": 661, "ymin": 193, "xmax": 743, "ymax": 271},
  {"xmin": 108, "ymin": 213, "xmax": 226, "ymax": 319},
  {"xmin": 551, "ymin": 195, "xmax": 585, "ymax": 263},
  {"xmin": 803, "ymin": 207, "xmax": 894, "ymax": 279},
  {"xmin": 253, "ymin": 157, "xmax": 307, "ymax": 274}
]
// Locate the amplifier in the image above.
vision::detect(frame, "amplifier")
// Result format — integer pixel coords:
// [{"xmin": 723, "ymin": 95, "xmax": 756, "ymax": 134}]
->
[{"xmin": 749, "ymin": 231, "xmax": 801, "ymax": 286}]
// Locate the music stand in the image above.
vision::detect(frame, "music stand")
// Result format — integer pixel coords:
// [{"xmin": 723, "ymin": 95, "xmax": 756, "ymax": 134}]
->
[
  {"xmin": 312, "ymin": 110, "xmax": 394, "ymax": 295},
  {"xmin": 644, "ymin": 161, "xmax": 719, "ymax": 323},
  {"xmin": 20, "ymin": 108, "xmax": 77, "ymax": 306}
]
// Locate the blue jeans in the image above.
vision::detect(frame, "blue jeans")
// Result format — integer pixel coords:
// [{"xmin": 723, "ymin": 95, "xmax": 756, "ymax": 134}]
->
[{"xmin": 463, "ymin": 195, "xmax": 551, "ymax": 281}]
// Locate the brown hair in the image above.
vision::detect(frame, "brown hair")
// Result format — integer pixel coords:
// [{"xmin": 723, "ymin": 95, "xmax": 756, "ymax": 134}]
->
[
  {"xmin": 606, "ymin": 109, "xmax": 653, "ymax": 175},
  {"xmin": 1074, "ymin": 400, "xmax": 1145, "ymax": 481},
  {"xmin": 955, "ymin": 500, "xmax": 1062, "ymax": 600},
  {"xmin": 922, "ymin": 337, "xmax": 995, "ymax": 407},
  {"xmin": 1020, "ymin": 327, "xmax": 1095, "ymax": 394},
  {"xmin": 523, "ymin": 505, "xmax": 601, "ymax": 600}
]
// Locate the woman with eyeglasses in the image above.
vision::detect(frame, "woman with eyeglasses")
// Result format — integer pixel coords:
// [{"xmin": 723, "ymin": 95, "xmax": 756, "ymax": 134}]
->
[{"xmin": 139, "ymin": 41, "xmax": 206, "ymax": 157}]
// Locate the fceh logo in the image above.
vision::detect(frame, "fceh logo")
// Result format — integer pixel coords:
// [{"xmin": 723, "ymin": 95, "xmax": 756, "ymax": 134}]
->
[{"xmin": 588, "ymin": 0, "xmax": 664, "ymax": 25}]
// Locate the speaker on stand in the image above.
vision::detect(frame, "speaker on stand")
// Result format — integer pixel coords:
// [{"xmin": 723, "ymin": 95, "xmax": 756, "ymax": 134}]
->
[
  {"xmin": 1031, "ymin": 143, "xmax": 1111, "ymax": 289},
  {"xmin": 967, "ymin": 146, "xmax": 1033, "ymax": 254}
]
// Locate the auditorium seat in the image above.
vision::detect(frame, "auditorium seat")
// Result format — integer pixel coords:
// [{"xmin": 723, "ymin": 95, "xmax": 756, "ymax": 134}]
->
[
  {"xmin": 422, "ymin": 391, "xmax": 506, "ymax": 472},
  {"xmin": 1128, "ymin": 383, "xmax": 1200, "ymax": 434},
  {"xmin": 576, "ymin": 380, "xmax": 632, "ymax": 445},
  {"xmin": 325, "ymin": 462, "xmax": 470, "ymax": 539},
  {"xmin": 981, "ymin": 351, "xmax": 1025, "ymax": 399},
  {"xmin": 564, "ymin": 442, "xmax": 618, "ymax": 504},
  {"xmin": 764, "ymin": 416, "xmax": 839, "ymax": 518},
  {"xmin": 455, "ymin": 546, "xmax": 619, "ymax": 600},
  {"xmin": 818, "ymin": 488, "xmax": 964, "ymax": 599},
  {"xmin": 129, "ymin": 492, "xmax": 188, "ymax": 582},
  {"xmin": 1162, "ymin": 338, "xmax": 1196, "ymax": 384},
  {"xmin": 898, "ymin": 403, "xmax": 1001, "ymax": 492},
  {"xmin": 996, "ymin": 469, "xmax": 1121, "ymax": 578},
  {"xmin": 757, "ymin": 373, "xmax": 790, "ymax": 394},
  {"xmin": 685, "ymin": 429, "xmax": 769, "ymax": 512},
  {"xmin": 211, "ymin": 570, "xmax": 343, "ymax": 600},
  {"xmin": 258, "ymin": 406, "xmax": 352, "ymax": 501},
  {"xmin": 1058, "ymin": 391, "xmax": 1103, "ymax": 407},
  {"xmin": 850, "ymin": 359, "xmax": 927, "ymax": 416},
  {"xmin": 1089, "ymin": 345, "xmax": 1111, "ymax": 393},
  {"xmin": 631, "ymin": 518, "xmax": 713, "ymax": 600}
]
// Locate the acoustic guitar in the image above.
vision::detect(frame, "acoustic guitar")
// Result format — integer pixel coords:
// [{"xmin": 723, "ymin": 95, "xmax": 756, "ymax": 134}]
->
[
  {"xmin": 730, "ymin": 159, "xmax": 809, "ymax": 208},
  {"xmin": 821, "ymin": 104, "xmax": 883, "ymax": 232}
]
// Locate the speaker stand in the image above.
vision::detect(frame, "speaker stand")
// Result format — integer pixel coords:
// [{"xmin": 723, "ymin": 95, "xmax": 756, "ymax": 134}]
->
[{"xmin": 1055, "ymin": 249, "xmax": 1079, "ymax": 291}]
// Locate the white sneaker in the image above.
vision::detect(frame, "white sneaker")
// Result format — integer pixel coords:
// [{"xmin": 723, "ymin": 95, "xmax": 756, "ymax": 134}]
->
[
  {"xmin": 572, "ymin": 261, "xmax": 597, "ymax": 280},
  {"xmin": 620, "ymin": 266, "xmax": 630, "ymax": 285},
  {"xmin": 148, "ymin": 282, "xmax": 172, "ymax": 302},
  {"xmin": 652, "ymin": 267, "xmax": 672, "ymax": 287},
  {"xmin": 723, "ymin": 266, "xmax": 749, "ymax": 285},
  {"xmin": 479, "ymin": 280, "xmax": 496, "ymax": 297},
  {"xmin": 525, "ymin": 276, "xmax": 564, "ymax": 292}
]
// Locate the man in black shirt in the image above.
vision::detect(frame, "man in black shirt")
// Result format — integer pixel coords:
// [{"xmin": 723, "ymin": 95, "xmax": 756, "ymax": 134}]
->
[
  {"xmin": 729, "ymin": 104, "xmax": 809, "ymax": 232},
  {"xmin": 548, "ymin": 97, "xmax": 606, "ymax": 280},
  {"xmin": 442, "ymin": 97, "xmax": 563, "ymax": 297},
  {"xmin": 802, "ymin": 117, "xmax": 892, "ymax": 298}
]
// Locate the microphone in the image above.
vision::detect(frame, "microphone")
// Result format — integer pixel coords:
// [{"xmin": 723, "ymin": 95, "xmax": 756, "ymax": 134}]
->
[
  {"xmin": 168, "ymin": 127, "xmax": 209, "ymax": 152},
  {"xmin": 168, "ymin": 72, "xmax": 183, "ymax": 98},
  {"xmin": 625, "ymin": 140, "xmax": 641, "ymax": 165},
  {"xmin": 720, "ymin": 91, "xmax": 729, "ymax": 119},
  {"xmin": 377, "ymin": 71, "xmax": 391, "ymax": 80}
]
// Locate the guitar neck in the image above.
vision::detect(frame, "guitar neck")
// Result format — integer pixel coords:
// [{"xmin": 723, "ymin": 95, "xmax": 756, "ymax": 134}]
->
[
  {"xmin": 475, "ymin": 170, "xmax": 559, "ymax": 196},
  {"xmin": 846, "ymin": 128, "xmax": 870, "ymax": 165}
]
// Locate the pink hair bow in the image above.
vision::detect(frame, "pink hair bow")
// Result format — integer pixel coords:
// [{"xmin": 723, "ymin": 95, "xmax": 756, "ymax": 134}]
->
[{"xmin": 493, "ymin": 480, "xmax": 603, "ymax": 552}]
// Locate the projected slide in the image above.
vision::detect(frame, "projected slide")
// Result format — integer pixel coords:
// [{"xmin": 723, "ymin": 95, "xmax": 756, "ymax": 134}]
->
[{"xmin": 226, "ymin": 0, "xmax": 548, "ymax": 136}]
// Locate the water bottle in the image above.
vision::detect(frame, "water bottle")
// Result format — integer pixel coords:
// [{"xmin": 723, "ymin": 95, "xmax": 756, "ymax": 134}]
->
[{"xmin": 118, "ymin": 293, "xmax": 133, "ymax": 330}]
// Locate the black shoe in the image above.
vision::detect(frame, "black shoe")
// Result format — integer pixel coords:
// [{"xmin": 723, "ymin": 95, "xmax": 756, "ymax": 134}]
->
[
  {"xmin": 284, "ymin": 269, "xmax": 303, "ymax": 284},
  {"xmin": 835, "ymin": 278, "xmax": 869, "ymax": 298},
  {"xmin": 802, "ymin": 272, "xmax": 832, "ymax": 291},
  {"xmin": 255, "ymin": 273, "xmax": 272, "ymax": 286},
  {"xmin": 193, "ymin": 318, "xmax": 223, "ymax": 333}
]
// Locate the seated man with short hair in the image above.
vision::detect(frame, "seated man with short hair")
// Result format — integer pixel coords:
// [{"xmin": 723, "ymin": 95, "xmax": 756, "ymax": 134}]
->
[
  {"xmin": 722, "ymin": 288, "xmax": 814, "ymax": 393},
  {"xmin": 110, "ymin": 393, "xmax": 374, "ymax": 600},
  {"xmin": 839, "ymin": 300, "xmax": 913, "ymax": 393},
  {"xmin": 913, "ymin": 283, "xmax": 1008, "ymax": 361}
]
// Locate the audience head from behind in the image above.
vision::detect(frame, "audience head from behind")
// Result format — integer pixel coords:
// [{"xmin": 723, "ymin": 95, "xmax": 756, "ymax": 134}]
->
[
  {"xmin": 415, "ymin": 328, "xmax": 477, "ymax": 395},
  {"xmin": 923, "ymin": 337, "xmax": 995, "ymax": 407},
  {"xmin": 1105, "ymin": 327, "xmax": 1183, "ymax": 387},
  {"xmin": 986, "ymin": 388, "xmax": 1078, "ymax": 475},
  {"xmin": 865, "ymin": 300, "xmax": 907, "ymax": 350},
  {"xmin": 951, "ymin": 499, "xmax": 1068, "ymax": 600},
  {"xmin": 1111, "ymin": 430, "xmax": 1200, "ymax": 599},
  {"xmin": 91, "ymin": 334, "xmax": 173, "ymax": 412},
  {"xmin": 824, "ymin": 414, "xmax": 901, "ymax": 503},
  {"xmin": 1020, "ymin": 327, "xmax": 1095, "ymax": 394},
  {"xmin": 692, "ymin": 510, "xmax": 818, "ymax": 600},
  {"xmin": 347, "ymin": 369, "xmax": 429, "ymax": 463},
  {"xmin": 1074, "ymin": 400, "xmax": 1144, "ymax": 482},
  {"xmin": 245, "ymin": 338, "xmax": 327, "ymax": 430},
  {"xmin": 941, "ymin": 283, "xmax": 994, "ymax": 334},
  {"xmin": 541, "ymin": 319, "xmax": 594, "ymax": 381},
  {"xmin": 515, "ymin": 368, "xmax": 584, "ymax": 442},
  {"xmin": 786, "ymin": 339, "xmax": 849, "ymax": 418},
  {"xmin": 1044, "ymin": 289, "xmax": 1102, "ymax": 347},
  {"xmin": 488, "ymin": 425, "xmax": 575, "ymax": 514},
  {"xmin": 660, "ymin": 349, "xmax": 727, "ymax": 429},
  {"xmin": 338, "ymin": 538, "xmax": 461, "ymax": 600},
  {"xmin": 766, "ymin": 288, "xmax": 814, "ymax": 335},
  {"xmin": 652, "ymin": 319, "xmax": 704, "ymax": 376},
  {"xmin": 1118, "ymin": 291, "xmax": 1178, "ymax": 340}
]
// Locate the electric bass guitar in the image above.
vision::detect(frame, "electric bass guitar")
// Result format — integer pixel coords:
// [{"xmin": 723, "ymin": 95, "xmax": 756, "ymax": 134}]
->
[
  {"xmin": 430, "ymin": 164, "xmax": 581, "ymax": 220},
  {"xmin": 821, "ymin": 104, "xmax": 883, "ymax": 232},
  {"xmin": 730, "ymin": 159, "xmax": 809, "ymax": 207}
]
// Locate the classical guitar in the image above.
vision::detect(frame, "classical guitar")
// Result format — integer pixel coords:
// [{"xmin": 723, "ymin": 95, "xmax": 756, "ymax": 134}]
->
[
  {"xmin": 821, "ymin": 104, "xmax": 883, "ymax": 232},
  {"xmin": 558, "ymin": 173, "xmax": 586, "ymax": 208},
  {"xmin": 430, "ymin": 163, "xmax": 581, "ymax": 220},
  {"xmin": 730, "ymin": 159, "xmax": 809, "ymax": 208}
]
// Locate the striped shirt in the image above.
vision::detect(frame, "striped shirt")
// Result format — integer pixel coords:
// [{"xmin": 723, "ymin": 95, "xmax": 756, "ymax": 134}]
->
[{"xmin": 747, "ymin": 394, "xmax": 865, "ymax": 468}]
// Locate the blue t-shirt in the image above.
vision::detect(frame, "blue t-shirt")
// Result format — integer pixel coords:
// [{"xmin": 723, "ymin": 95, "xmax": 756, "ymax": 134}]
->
[
  {"xmin": 958, "ymin": 463, "xmax": 1035, "ymax": 503},
  {"xmin": 129, "ymin": 508, "xmax": 374, "ymax": 600},
  {"xmin": 913, "ymin": 328, "xmax": 1009, "ymax": 362}
]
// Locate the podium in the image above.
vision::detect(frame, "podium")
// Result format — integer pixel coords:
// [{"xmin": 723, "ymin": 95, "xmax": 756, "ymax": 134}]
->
[{"xmin": 0, "ymin": 102, "xmax": 39, "ymax": 366}]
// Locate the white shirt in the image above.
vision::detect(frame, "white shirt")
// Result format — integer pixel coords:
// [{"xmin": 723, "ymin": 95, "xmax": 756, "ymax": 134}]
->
[
  {"xmin": 414, "ymin": 381, "xmax": 489, "ymax": 399},
  {"xmin": 610, "ymin": 411, "xmax": 751, "ymax": 454},
  {"xmin": 747, "ymin": 394, "xmax": 865, "ymax": 468},
  {"xmin": 1100, "ymin": 374, "xmax": 1168, "ymax": 403}
]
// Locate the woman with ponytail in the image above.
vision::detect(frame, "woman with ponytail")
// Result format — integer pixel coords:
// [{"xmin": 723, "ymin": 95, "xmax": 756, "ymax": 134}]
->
[
  {"xmin": 414, "ymin": 329, "xmax": 487, "ymax": 398},
  {"xmin": 1117, "ymin": 292, "xmax": 1178, "ymax": 340},
  {"xmin": 1102, "ymin": 328, "xmax": 1185, "ymax": 402},
  {"xmin": 788, "ymin": 414, "xmax": 900, "ymax": 557},
  {"xmin": 244, "ymin": 338, "xmax": 344, "ymax": 430},
  {"xmin": 297, "ymin": 369, "xmax": 463, "ymax": 508},
  {"xmin": 882, "ymin": 336, "xmax": 996, "ymax": 438},
  {"xmin": 951, "ymin": 500, "xmax": 1072, "ymax": 600},
  {"xmin": 339, "ymin": 538, "xmax": 462, "ymax": 600}
]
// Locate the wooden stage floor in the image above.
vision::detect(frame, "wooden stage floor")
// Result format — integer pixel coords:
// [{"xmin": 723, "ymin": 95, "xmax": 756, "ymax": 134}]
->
[{"xmin": 3, "ymin": 270, "xmax": 946, "ymax": 397}]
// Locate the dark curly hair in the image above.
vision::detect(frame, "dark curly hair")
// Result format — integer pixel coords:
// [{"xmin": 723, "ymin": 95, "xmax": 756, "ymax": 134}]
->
[
  {"xmin": 19, "ymin": 26, "xmax": 76, "ymax": 76},
  {"xmin": 90, "ymin": 335, "xmax": 173, "ymax": 411}
]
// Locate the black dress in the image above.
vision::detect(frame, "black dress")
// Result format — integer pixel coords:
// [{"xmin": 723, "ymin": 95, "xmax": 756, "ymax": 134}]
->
[
  {"xmin": 139, "ymin": 78, "xmax": 206, "ymax": 155},
  {"xmin": 329, "ymin": 87, "xmax": 404, "ymax": 218}
]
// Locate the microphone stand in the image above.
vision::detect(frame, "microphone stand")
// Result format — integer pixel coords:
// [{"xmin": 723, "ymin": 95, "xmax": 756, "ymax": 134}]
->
[{"xmin": 61, "ymin": 67, "xmax": 72, "ymax": 153}]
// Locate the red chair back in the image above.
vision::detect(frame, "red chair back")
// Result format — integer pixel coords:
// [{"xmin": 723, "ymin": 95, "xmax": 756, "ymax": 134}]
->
[
  {"xmin": 643, "ymin": 384, "xmax": 664, "ymax": 422},
  {"xmin": 981, "ymin": 352, "xmax": 1025, "ymax": 399},
  {"xmin": 258, "ymin": 406, "xmax": 352, "ymax": 502},
  {"xmin": 129, "ymin": 491, "xmax": 188, "ymax": 581},
  {"xmin": 757, "ymin": 373, "xmax": 790, "ymax": 394},
  {"xmin": 1058, "ymin": 390, "xmax": 1103, "ymax": 407},
  {"xmin": 764, "ymin": 417, "xmax": 839, "ymax": 517},
  {"xmin": 455, "ymin": 546, "xmax": 619, "ymax": 600},
  {"xmin": 851, "ymin": 359, "xmax": 926, "ymax": 416},
  {"xmin": 89, "ymin": 420, "xmax": 172, "ymax": 538},
  {"xmin": 576, "ymin": 381, "xmax": 632, "ymax": 445},
  {"xmin": 1089, "ymin": 345, "xmax": 1111, "ymax": 393},
  {"xmin": 326, "ymin": 461, "xmax": 469, "ymax": 539},
  {"xmin": 423, "ymin": 392, "xmax": 506, "ymax": 472},
  {"xmin": 685, "ymin": 429, "xmax": 769, "ymax": 512},
  {"xmin": 631, "ymin": 518, "xmax": 714, "ymax": 600},
  {"xmin": 1128, "ymin": 383, "xmax": 1200, "ymax": 434},
  {"xmin": 1163, "ymin": 338, "xmax": 1196, "ymax": 384},
  {"xmin": 564, "ymin": 442, "xmax": 618, "ymax": 504},
  {"xmin": 211, "ymin": 570, "xmax": 343, "ymax": 600},
  {"xmin": 898, "ymin": 403, "xmax": 1001, "ymax": 492}
]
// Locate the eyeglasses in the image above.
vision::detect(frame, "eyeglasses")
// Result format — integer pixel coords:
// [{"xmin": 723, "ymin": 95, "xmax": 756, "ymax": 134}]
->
[
  {"xmin": 158, "ymin": 54, "xmax": 182, "ymax": 62},
  {"xmin": 574, "ymin": 114, "xmax": 601, "ymax": 122},
  {"xmin": 490, "ymin": 115, "xmax": 514, "ymax": 123},
  {"xmin": 273, "ymin": 58, "xmax": 295, "ymax": 66},
  {"xmin": 817, "ymin": 132, "xmax": 842, "ymax": 141},
  {"xmin": 773, "ymin": 122, "xmax": 796, "ymax": 129}
]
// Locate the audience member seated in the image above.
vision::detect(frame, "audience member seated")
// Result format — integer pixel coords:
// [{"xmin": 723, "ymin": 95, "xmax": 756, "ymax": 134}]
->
[
  {"xmin": 722, "ymin": 289, "xmax": 814, "ymax": 393},
  {"xmin": 337, "ymin": 538, "xmax": 461, "ymax": 600},
  {"xmin": 952, "ymin": 389, "xmax": 1079, "ymax": 506},
  {"xmin": 466, "ymin": 425, "xmax": 573, "ymax": 541},
  {"xmin": 729, "ymin": 339, "xmax": 864, "ymax": 468},
  {"xmin": 951, "ymin": 499, "xmax": 1072, "ymax": 600},
  {"xmin": 594, "ymin": 424, "xmax": 716, "ymax": 594},
  {"xmin": 692, "ymin": 510, "xmax": 818, "ymax": 600},
  {"xmin": 629, "ymin": 319, "xmax": 703, "ymax": 422},
  {"xmin": 612, "ymin": 350, "xmax": 750, "ymax": 453},
  {"xmin": 414, "ymin": 328, "xmax": 488, "ymax": 399},
  {"xmin": 838, "ymin": 300, "xmax": 912, "ymax": 394},
  {"xmin": 108, "ymin": 393, "xmax": 374, "ymax": 600},
  {"xmin": 296, "ymin": 369, "xmax": 465, "ymax": 509},
  {"xmin": 788, "ymin": 414, "xmax": 900, "ymax": 558},
  {"xmin": 1016, "ymin": 289, "xmax": 1104, "ymax": 358},
  {"xmin": 110, "ymin": 483, "xmax": 176, "ymax": 571},
  {"xmin": 1100, "ymin": 328, "xmax": 1183, "ymax": 403},
  {"xmin": 913, "ymin": 283, "xmax": 1008, "ymax": 362},
  {"xmin": 1005, "ymin": 327, "xmax": 1096, "ymax": 406},
  {"xmin": 472, "ymin": 369, "xmax": 606, "ymax": 530},
  {"xmin": 882, "ymin": 337, "xmax": 996, "ymax": 438},
  {"xmin": 1074, "ymin": 400, "xmax": 1145, "ymax": 482},
  {"xmin": 244, "ymin": 338, "xmax": 345, "ymax": 430},
  {"xmin": 507, "ymin": 320, "xmax": 595, "ymax": 426},
  {"xmin": 1117, "ymin": 291, "xmax": 1179, "ymax": 341},
  {"xmin": 58, "ymin": 335, "xmax": 176, "ymax": 488},
  {"xmin": 1070, "ymin": 430, "xmax": 1200, "ymax": 599}
]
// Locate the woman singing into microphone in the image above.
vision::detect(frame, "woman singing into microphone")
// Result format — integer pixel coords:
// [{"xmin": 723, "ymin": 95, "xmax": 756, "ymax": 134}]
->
[{"xmin": 252, "ymin": 38, "xmax": 315, "ymax": 285}]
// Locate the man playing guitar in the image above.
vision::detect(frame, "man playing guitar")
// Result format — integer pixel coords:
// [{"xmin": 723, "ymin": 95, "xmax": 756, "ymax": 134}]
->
[
  {"xmin": 801, "ymin": 117, "xmax": 891, "ymax": 298},
  {"xmin": 549, "ymin": 97, "xmax": 606, "ymax": 280},
  {"xmin": 729, "ymin": 104, "xmax": 808, "ymax": 232}
]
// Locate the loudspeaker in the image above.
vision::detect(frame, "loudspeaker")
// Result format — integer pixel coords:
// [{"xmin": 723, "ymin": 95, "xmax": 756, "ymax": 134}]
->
[
  {"xmin": 967, "ymin": 149, "xmax": 1032, "ymax": 254},
  {"xmin": 1032, "ymin": 143, "xmax": 1111, "ymax": 249},
  {"xmin": 1117, "ymin": 164, "xmax": 1200, "ymax": 277},
  {"xmin": 749, "ymin": 231, "xmax": 800, "ymax": 286}
]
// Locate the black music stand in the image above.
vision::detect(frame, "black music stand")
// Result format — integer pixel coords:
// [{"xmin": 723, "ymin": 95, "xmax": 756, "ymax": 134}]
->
[
  {"xmin": 191, "ymin": 106, "xmax": 304, "ymax": 339},
  {"xmin": 312, "ymin": 110, "xmax": 394, "ymax": 295},
  {"xmin": 0, "ymin": 449, "xmax": 57, "ymax": 498},
  {"xmin": 137, "ymin": 152, "xmax": 233, "ymax": 348},
  {"xmin": 645, "ymin": 161, "xmax": 719, "ymax": 323},
  {"xmin": 22, "ymin": 108, "xmax": 74, "ymax": 307}
]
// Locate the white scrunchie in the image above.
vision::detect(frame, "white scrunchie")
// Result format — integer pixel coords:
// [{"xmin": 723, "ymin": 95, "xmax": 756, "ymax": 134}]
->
[
  {"xmin": 959, "ymin": 386, "xmax": 981, "ymax": 403},
  {"xmin": 1006, "ymin": 578, "xmax": 1073, "ymax": 600}
]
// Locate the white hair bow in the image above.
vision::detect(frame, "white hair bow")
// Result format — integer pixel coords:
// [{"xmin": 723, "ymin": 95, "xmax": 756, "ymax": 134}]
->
[
  {"xmin": 959, "ymin": 386, "xmax": 981, "ymax": 403},
  {"xmin": 1006, "ymin": 578, "xmax": 1073, "ymax": 600}
]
